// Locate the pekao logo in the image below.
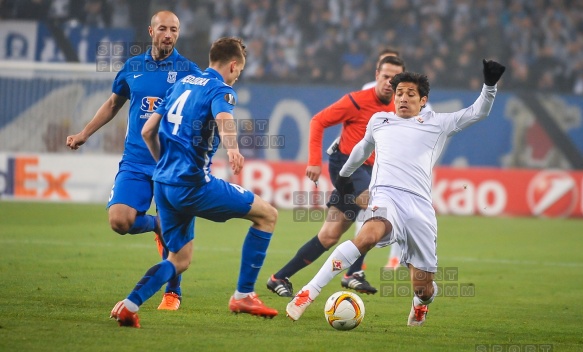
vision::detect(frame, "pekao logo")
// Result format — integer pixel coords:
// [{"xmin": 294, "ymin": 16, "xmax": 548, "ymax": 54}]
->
[{"xmin": 527, "ymin": 171, "xmax": 578, "ymax": 218}]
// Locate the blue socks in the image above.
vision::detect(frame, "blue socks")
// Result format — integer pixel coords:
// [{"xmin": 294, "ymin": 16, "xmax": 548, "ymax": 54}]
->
[
  {"xmin": 128, "ymin": 215, "xmax": 182, "ymax": 297},
  {"xmin": 128, "ymin": 214, "xmax": 156, "ymax": 234},
  {"xmin": 237, "ymin": 227, "xmax": 273, "ymax": 293},
  {"xmin": 161, "ymin": 247, "xmax": 182, "ymax": 296},
  {"xmin": 127, "ymin": 260, "xmax": 177, "ymax": 306},
  {"xmin": 346, "ymin": 255, "xmax": 366, "ymax": 276}
]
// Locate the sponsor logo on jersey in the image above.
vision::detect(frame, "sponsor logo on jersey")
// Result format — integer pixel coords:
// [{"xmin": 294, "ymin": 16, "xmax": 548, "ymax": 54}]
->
[
  {"xmin": 526, "ymin": 171, "xmax": 578, "ymax": 217},
  {"xmin": 416, "ymin": 116, "xmax": 424, "ymax": 123},
  {"xmin": 140, "ymin": 96, "xmax": 163, "ymax": 118},
  {"xmin": 167, "ymin": 71, "xmax": 177, "ymax": 83},
  {"xmin": 382, "ymin": 118, "xmax": 389, "ymax": 124},
  {"xmin": 140, "ymin": 96, "xmax": 163, "ymax": 113}
]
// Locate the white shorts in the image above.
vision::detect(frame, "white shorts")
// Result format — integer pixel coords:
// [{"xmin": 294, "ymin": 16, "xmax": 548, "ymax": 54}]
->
[{"xmin": 362, "ymin": 186, "xmax": 438, "ymax": 272}]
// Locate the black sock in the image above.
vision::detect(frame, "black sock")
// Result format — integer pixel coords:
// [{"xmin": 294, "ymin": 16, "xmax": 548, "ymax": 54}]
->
[
  {"xmin": 346, "ymin": 254, "xmax": 367, "ymax": 276},
  {"xmin": 275, "ymin": 235, "xmax": 327, "ymax": 279}
]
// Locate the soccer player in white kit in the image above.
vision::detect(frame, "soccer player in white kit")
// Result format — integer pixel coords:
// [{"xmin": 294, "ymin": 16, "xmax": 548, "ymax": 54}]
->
[{"xmin": 286, "ymin": 59, "xmax": 506, "ymax": 326}]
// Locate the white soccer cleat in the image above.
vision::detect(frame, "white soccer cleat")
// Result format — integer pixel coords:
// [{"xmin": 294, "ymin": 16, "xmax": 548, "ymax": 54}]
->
[
  {"xmin": 286, "ymin": 289, "xmax": 313, "ymax": 321},
  {"xmin": 407, "ymin": 302, "xmax": 428, "ymax": 326}
]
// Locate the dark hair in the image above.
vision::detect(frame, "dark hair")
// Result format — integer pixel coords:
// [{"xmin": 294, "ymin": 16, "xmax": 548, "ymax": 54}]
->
[
  {"xmin": 209, "ymin": 37, "xmax": 247, "ymax": 65},
  {"xmin": 377, "ymin": 55, "xmax": 406, "ymax": 72},
  {"xmin": 378, "ymin": 47, "xmax": 400, "ymax": 59},
  {"xmin": 390, "ymin": 72, "xmax": 430, "ymax": 99}
]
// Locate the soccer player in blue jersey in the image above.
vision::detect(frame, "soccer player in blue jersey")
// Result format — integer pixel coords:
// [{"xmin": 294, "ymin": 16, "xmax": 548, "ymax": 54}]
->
[
  {"xmin": 109, "ymin": 37, "xmax": 279, "ymax": 327},
  {"xmin": 66, "ymin": 11, "xmax": 201, "ymax": 311}
]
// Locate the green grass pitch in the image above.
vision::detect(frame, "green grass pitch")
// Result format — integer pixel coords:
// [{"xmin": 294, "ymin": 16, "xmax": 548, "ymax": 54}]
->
[{"xmin": 0, "ymin": 202, "xmax": 582, "ymax": 351}]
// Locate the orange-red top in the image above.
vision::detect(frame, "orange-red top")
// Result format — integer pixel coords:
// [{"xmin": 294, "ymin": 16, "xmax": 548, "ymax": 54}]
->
[{"xmin": 308, "ymin": 87, "xmax": 395, "ymax": 166}]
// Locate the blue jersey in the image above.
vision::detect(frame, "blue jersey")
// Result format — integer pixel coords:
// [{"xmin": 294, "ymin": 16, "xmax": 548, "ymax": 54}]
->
[
  {"xmin": 153, "ymin": 68, "xmax": 237, "ymax": 186},
  {"xmin": 112, "ymin": 48, "xmax": 201, "ymax": 168}
]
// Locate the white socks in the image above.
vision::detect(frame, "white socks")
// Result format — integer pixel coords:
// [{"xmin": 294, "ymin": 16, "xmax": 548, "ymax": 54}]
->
[
  {"xmin": 354, "ymin": 211, "xmax": 364, "ymax": 237},
  {"xmin": 388, "ymin": 241, "xmax": 401, "ymax": 259},
  {"xmin": 304, "ymin": 241, "xmax": 362, "ymax": 300},
  {"xmin": 413, "ymin": 281, "xmax": 438, "ymax": 306},
  {"xmin": 233, "ymin": 290, "xmax": 252, "ymax": 300},
  {"xmin": 123, "ymin": 299, "xmax": 139, "ymax": 312}
]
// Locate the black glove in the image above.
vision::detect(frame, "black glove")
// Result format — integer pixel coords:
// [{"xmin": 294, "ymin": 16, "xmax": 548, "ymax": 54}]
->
[
  {"xmin": 482, "ymin": 59, "xmax": 506, "ymax": 86},
  {"xmin": 334, "ymin": 175, "xmax": 354, "ymax": 197}
]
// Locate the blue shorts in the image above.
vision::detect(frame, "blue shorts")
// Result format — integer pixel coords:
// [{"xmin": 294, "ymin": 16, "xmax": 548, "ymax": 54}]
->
[
  {"xmin": 326, "ymin": 151, "xmax": 372, "ymax": 220},
  {"xmin": 154, "ymin": 176, "xmax": 255, "ymax": 253},
  {"xmin": 107, "ymin": 161, "xmax": 156, "ymax": 213}
]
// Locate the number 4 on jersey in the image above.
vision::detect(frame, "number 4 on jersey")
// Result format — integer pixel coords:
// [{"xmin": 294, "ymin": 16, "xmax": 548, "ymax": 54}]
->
[{"xmin": 166, "ymin": 90, "xmax": 191, "ymax": 135}]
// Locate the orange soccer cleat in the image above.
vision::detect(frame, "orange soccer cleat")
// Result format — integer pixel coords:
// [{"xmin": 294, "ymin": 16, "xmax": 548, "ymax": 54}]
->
[
  {"xmin": 407, "ymin": 302, "xmax": 428, "ymax": 326},
  {"xmin": 110, "ymin": 301, "xmax": 140, "ymax": 328},
  {"xmin": 286, "ymin": 289, "xmax": 314, "ymax": 321},
  {"xmin": 154, "ymin": 233, "xmax": 165, "ymax": 258},
  {"xmin": 228, "ymin": 293, "xmax": 278, "ymax": 318},
  {"xmin": 158, "ymin": 292, "xmax": 181, "ymax": 310},
  {"xmin": 386, "ymin": 256, "xmax": 400, "ymax": 269}
]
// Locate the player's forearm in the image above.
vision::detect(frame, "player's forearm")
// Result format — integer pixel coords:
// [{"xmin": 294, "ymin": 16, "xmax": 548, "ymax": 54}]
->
[
  {"xmin": 339, "ymin": 138, "xmax": 374, "ymax": 177},
  {"xmin": 472, "ymin": 84, "xmax": 497, "ymax": 119},
  {"xmin": 307, "ymin": 118, "xmax": 326, "ymax": 166},
  {"xmin": 80, "ymin": 94, "xmax": 126, "ymax": 139},
  {"xmin": 216, "ymin": 112, "xmax": 239, "ymax": 153},
  {"xmin": 455, "ymin": 85, "xmax": 497, "ymax": 128},
  {"xmin": 142, "ymin": 112, "xmax": 162, "ymax": 161}
]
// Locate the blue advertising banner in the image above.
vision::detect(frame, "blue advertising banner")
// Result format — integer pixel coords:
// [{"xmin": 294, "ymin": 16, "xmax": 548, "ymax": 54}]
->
[
  {"xmin": 0, "ymin": 20, "xmax": 133, "ymax": 63},
  {"xmin": 0, "ymin": 74, "xmax": 582, "ymax": 169},
  {"xmin": 233, "ymin": 84, "xmax": 583, "ymax": 169}
]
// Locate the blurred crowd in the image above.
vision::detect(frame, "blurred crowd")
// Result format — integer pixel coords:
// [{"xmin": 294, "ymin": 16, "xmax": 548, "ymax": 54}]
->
[{"xmin": 2, "ymin": 0, "xmax": 583, "ymax": 94}]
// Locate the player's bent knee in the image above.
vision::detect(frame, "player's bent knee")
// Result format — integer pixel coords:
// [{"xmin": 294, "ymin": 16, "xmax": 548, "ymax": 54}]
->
[
  {"xmin": 169, "ymin": 257, "xmax": 191, "ymax": 275},
  {"xmin": 175, "ymin": 261, "xmax": 191, "ymax": 275},
  {"xmin": 318, "ymin": 231, "xmax": 340, "ymax": 248},
  {"xmin": 265, "ymin": 204, "xmax": 278, "ymax": 223},
  {"xmin": 260, "ymin": 205, "xmax": 278, "ymax": 232},
  {"xmin": 353, "ymin": 232, "xmax": 378, "ymax": 253},
  {"xmin": 109, "ymin": 218, "xmax": 131, "ymax": 235}
]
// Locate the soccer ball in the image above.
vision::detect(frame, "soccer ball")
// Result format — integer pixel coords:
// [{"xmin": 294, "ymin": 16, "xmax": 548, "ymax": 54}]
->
[{"xmin": 324, "ymin": 291, "xmax": 365, "ymax": 330}]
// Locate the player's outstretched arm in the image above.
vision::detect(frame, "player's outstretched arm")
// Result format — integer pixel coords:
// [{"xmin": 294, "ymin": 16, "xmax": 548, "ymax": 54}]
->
[
  {"xmin": 142, "ymin": 112, "xmax": 163, "ymax": 161},
  {"xmin": 441, "ymin": 59, "xmax": 506, "ymax": 131},
  {"xmin": 216, "ymin": 112, "xmax": 244, "ymax": 175},
  {"xmin": 66, "ymin": 93, "xmax": 127, "ymax": 150}
]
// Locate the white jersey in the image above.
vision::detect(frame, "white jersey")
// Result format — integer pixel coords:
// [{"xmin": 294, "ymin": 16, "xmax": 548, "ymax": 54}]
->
[{"xmin": 340, "ymin": 84, "xmax": 497, "ymax": 201}]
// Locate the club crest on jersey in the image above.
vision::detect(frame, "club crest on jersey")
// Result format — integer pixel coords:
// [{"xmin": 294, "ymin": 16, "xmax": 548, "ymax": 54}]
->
[
  {"xmin": 332, "ymin": 259, "xmax": 343, "ymax": 271},
  {"xmin": 224, "ymin": 93, "xmax": 236, "ymax": 105},
  {"xmin": 167, "ymin": 71, "xmax": 177, "ymax": 83},
  {"xmin": 416, "ymin": 116, "xmax": 424, "ymax": 123}
]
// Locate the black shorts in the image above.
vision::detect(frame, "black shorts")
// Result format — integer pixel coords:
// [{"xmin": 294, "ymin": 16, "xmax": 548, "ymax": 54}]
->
[{"xmin": 326, "ymin": 151, "xmax": 372, "ymax": 221}]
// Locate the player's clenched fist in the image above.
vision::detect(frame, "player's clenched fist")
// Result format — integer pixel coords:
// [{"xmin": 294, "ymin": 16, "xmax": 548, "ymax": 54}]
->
[
  {"xmin": 482, "ymin": 59, "xmax": 506, "ymax": 86},
  {"xmin": 66, "ymin": 134, "xmax": 86, "ymax": 150}
]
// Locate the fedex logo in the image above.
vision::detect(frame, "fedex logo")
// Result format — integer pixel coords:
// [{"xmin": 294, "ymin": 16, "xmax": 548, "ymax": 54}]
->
[
  {"xmin": 140, "ymin": 96, "xmax": 163, "ymax": 113},
  {"xmin": 0, "ymin": 156, "xmax": 70, "ymax": 199}
]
